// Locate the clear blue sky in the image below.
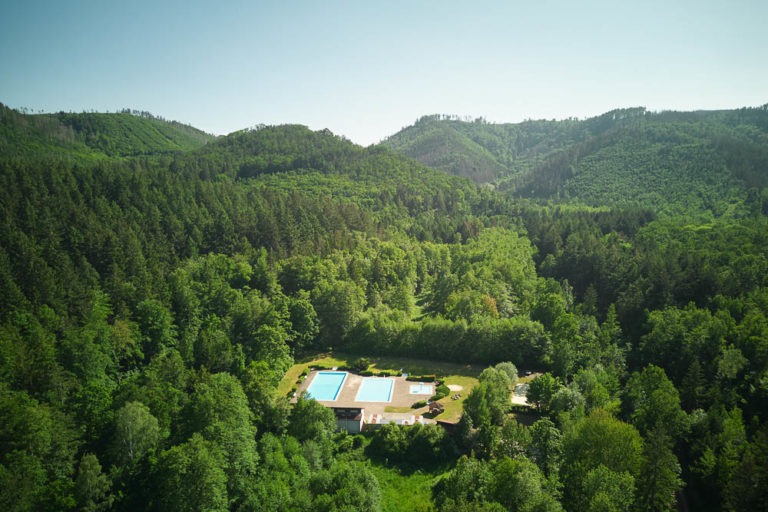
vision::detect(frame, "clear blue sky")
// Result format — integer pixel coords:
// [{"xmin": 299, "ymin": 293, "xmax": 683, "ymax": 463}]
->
[{"xmin": 1, "ymin": 0, "xmax": 766, "ymax": 145}]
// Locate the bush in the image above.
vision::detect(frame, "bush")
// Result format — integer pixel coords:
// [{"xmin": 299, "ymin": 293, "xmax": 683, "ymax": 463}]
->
[
  {"xmin": 351, "ymin": 357, "xmax": 371, "ymax": 373},
  {"xmin": 406, "ymin": 374, "xmax": 437, "ymax": 382},
  {"xmin": 412, "ymin": 400, "xmax": 428, "ymax": 409},
  {"xmin": 429, "ymin": 384, "xmax": 451, "ymax": 402},
  {"xmin": 359, "ymin": 370, "xmax": 374, "ymax": 377}
]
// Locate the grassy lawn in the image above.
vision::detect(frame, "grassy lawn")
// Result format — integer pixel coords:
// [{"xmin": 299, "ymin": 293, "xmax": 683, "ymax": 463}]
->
[
  {"xmin": 385, "ymin": 405, "xmax": 422, "ymax": 413},
  {"xmin": 366, "ymin": 355, "xmax": 480, "ymax": 378},
  {"xmin": 435, "ymin": 374, "xmax": 479, "ymax": 422},
  {"xmin": 369, "ymin": 463, "xmax": 443, "ymax": 512}
]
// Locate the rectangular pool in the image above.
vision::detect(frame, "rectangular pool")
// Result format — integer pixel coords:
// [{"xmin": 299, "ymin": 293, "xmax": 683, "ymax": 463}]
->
[
  {"xmin": 355, "ymin": 377, "xmax": 394, "ymax": 402},
  {"xmin": 409, "ymin": 383, "xmax": 433, "ymax": 395},
  {"xmin": 306, "ymin": 371, "xmax": 347, "ymax": 401}
]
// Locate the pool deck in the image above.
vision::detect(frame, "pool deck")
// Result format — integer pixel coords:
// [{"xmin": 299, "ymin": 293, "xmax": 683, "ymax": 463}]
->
[{"xmin": 298, "ymin": 370, "xmax": 434, "ymax": 418}]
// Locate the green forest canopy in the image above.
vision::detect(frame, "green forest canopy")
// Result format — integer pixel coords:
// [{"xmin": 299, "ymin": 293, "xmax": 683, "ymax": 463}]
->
[
  {"xmin": 384, "ymin": 106, "xmax": 768, "ymax": 218},
  {"xmin": 1, "ymin": 103, "xmax": 767, "ymax": 511}
]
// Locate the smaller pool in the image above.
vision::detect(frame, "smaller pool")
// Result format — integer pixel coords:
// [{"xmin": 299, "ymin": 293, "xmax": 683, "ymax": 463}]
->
[
  {"xmin": 306, "ymin": 371, "xmax": 347, "ymax": 401},
  {"xmin": 409, "ymin": 383, "xmax": 433, "ymax": 395},
  {"xmin": 355, "ymin": 378, "xmax": 394, "ymax": 402}
]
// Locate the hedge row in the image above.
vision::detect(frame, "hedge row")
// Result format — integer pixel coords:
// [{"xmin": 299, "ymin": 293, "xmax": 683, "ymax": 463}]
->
[{"xmin": 406, "ymin": 374, "xmax": 437, "ymax": 382}]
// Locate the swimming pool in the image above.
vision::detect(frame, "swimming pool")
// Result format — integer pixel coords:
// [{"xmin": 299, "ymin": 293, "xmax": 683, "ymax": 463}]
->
[
  {"xmin": 355, "ymin": 377, "xmax": 394, "ymax": 402},
  {"xmin": 306, "ymin": 371, "xmax": 347, "ymax": 401},
  {"xmin": 409, "ymin": 383, "xmax": 433, "ymax": 395}
]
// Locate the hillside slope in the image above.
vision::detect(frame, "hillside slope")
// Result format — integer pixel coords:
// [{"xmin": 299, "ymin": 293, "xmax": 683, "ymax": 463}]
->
[
  {"xmin": 383, "ymin": 106, "xmax": 768, "ymax": 216},
  {"xmin": 382, "ymin": 115, "xmax": 507, "ymax": 183},
  {"xmin": 0, "ymin": 103, "xmax": 214, "ymax": 160}
]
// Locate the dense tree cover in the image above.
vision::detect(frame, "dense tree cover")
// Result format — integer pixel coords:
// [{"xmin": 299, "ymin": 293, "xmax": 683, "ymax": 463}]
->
[
  {"xmin": 382, "ymin": 116, "xmax": 510, "ymax": 183},
  {"xmin": 386, "ymin": 105, "xmax": 768, "ymax": 218},
  {"xmin": 1, "ymin": 103, "xmax": 212, "ymax": 162},
  {"xmin": 1, "ymin": 105, "xmax": 768, "ymax": 510},
  {"xmin": 383, "ymin": 112, "xmax": 600, "ymax": 184}
]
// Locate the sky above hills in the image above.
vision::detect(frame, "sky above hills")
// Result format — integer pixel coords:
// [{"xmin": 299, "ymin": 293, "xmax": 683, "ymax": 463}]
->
[{"xmin": 1, "ymin": 0, "xmax": 766, "ymax": 146}]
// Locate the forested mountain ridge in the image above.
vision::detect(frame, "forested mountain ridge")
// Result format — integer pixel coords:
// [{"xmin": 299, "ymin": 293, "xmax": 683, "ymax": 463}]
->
[
  {"xmin": 383, "ymin": 106, "xmax": 768, "ymax": 217},
  {"xmin": 381, "ymin": 115, "xmax": 509, "ymax": 183},
  {"xmin": 1, "ymin": 104, "xmax": 768, "ymax": 511},
  {"xmin": 0, "ymin": 103, "xmax": 214, "ymax": 160}
]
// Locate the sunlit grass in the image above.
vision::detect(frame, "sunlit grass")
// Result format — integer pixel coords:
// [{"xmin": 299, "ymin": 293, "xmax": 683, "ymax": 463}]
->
[
  {"xmin": 435, "ymin": 375, "xmax": 479, "ymax": 422},
  {"xmin": 385, "ymin": 405, "xmax": 423, "ymax": 413}
]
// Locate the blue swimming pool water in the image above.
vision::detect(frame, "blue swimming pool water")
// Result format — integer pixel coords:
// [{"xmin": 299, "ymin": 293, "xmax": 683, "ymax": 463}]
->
[
  {"xmin": 409, "ymin": 383, "xmax": 433, "ymax": 395},
  {"xmin": 306, "ymin": 371, "xmax": 347, "ymax": 401},
  {"xmin": 355, "ymin": 378, "xmax": 394, "ymax": 402}
]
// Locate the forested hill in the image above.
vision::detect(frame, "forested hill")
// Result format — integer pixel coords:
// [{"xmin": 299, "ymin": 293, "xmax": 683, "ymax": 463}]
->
[
  {"xmin": 383, "ymin": 106, "xmax": 768, "ymax": 216},
  {"xmin": 0, "ymin": 103, "xmax": 214, "ymax": 160},
  {"xmin": 2, "ymin": 104, "xmax": 768, "ymax": 511},
  {"xmin": 381, "ymin": 115, "xmax": 510, "ymax": 183}
]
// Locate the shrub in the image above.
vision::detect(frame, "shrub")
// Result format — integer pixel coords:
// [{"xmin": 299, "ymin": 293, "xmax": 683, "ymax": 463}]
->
[
  {"xmin": 412, "ymin": 400, "xmax": 428, "ymax": 409},
  {"xmin": 351, "ymin": 357, "xmax": 371, "ymax": 373},
  {"xmin": 430, "ymin": 384, "xmax": 451, "ymax": 402},
  {"xmin": 406, "ymin": 374, "xmax": 437, "ymax": 382},
  {"xmin": 359, "ymin": 370, "xmax": 374, "ymax": 377}
]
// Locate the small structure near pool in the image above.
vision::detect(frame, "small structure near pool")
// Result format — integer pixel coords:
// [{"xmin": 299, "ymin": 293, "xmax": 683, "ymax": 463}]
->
[
  {"xmin": 429, "ymin": 401, "xmax": 445, "ymax": 415},
  {"xmin": 332, "ymin": 407, "xmax": 365, "ymax": 434}
]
